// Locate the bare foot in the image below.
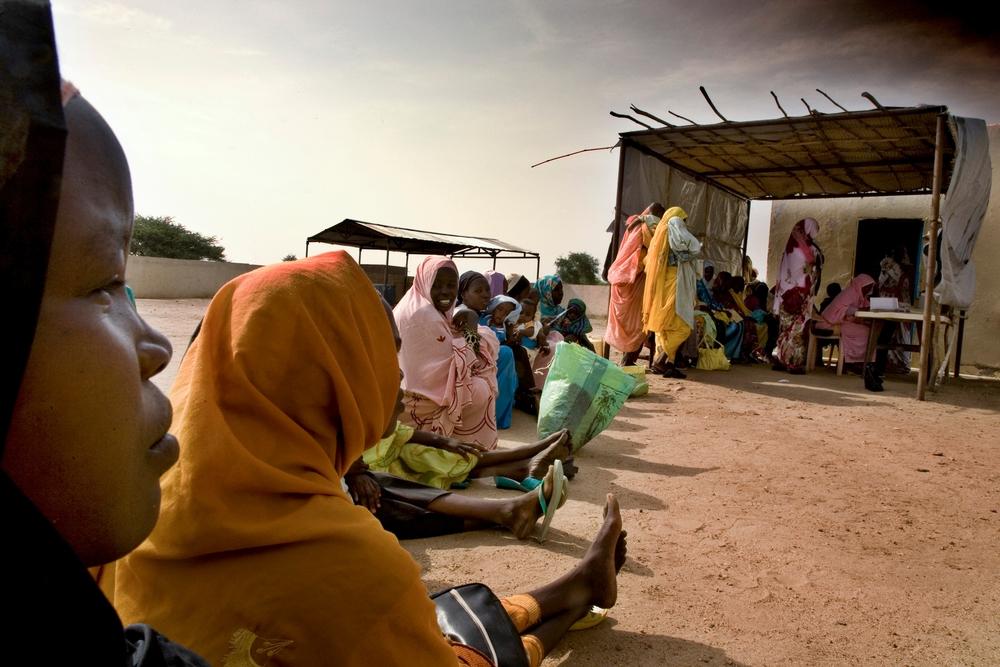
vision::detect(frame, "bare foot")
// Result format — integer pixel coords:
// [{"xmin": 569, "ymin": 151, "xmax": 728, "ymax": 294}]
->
[
  {"xmin": 504, "ymin": 466, "xmax": 554, "ymax": 539},
  {"xmin": 528, "ymin": 431, "xmax": 571, "ymax": 478},
  {"xmin": 577, "ymin": 493, "xmax": 625, "ymax": 608}
]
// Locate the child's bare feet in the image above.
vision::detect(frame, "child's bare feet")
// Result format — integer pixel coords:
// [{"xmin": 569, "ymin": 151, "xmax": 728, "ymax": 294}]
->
[{"xmin": 528, "ymin": 430, "xmax": 571, "ymax": 478}]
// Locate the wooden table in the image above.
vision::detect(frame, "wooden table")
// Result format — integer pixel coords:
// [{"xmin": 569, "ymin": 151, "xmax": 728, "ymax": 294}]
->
[{"xmin": 855, "ymin": 310, "xmax": 952, "ymax": 389}]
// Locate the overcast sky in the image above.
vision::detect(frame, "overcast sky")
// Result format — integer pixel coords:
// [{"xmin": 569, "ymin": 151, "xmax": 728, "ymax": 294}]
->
[{"xmin": 52, "ymin": 1, "xmax": 1000, "ymax": 278}]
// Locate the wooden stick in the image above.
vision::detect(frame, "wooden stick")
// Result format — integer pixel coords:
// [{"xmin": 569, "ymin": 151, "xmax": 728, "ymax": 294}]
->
[
  {"xmin": 699, "ymin": 85, "xmax": 729, "ymax": 122},
  {"xmin": 861, "ymin": 91, "xmax": 886, "ymax": 110},
  {"xmin": 816, "ymin": 88, "xmax": 849, "ymax": 113},
  {"xmin": 629, "ymin": 104, "xmax": 675, "ymax": 128},
  {"xmin": 917, "ymin": 113, "xmax": 946, "ymax": 401},
  {"xmin": 770, "ymin": 91, "xmax": 789, "ymax": 118},
  {"xmin": 609, "ymin": 111, "xmax": 654, "ymax": 130},
  {"xmin": 801, "ymin": 98, "xmax": 818, "ymax": 115},
  {"xmin": 668, "ymin": 110, "xmax": 698, "ymax": 125},
  {"xmin": 530, "ymin": 145, "xmax": 617, "ymax": 168}
]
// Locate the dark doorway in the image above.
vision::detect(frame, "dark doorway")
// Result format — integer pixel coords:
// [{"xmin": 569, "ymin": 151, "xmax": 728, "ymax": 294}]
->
[{"xmin": 854, "ymin": 218, "xmax": 923, "ymax": 302}]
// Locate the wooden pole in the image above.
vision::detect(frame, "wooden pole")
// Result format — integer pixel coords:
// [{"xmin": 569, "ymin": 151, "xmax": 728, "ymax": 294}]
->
[
  {"xmin": 741, "ymin": 199, "xmax": 751, "ymax": 272},
  {"xmin": 382, "ymin": 240, "xmax": 390, "ymax": 289},
  {"xmin": 917, "ymin": 114, "xmax": 946, "ymax": 401}
]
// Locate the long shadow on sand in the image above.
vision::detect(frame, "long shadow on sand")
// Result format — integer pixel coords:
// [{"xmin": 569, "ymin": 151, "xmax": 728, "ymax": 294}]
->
[{"xmin": 549, "ymin": 622, "xmax": 748, "ymax": 666}]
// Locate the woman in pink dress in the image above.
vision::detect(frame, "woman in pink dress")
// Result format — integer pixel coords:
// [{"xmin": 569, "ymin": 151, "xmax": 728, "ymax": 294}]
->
[
  {"xmin": 394, "ymin": 256, "xmax": 499, "ymax": 449},
  {"xmin": 606, "ymin": 203, "xmax": 664, "ymax": 365},
  {"xmin": 820, "ymin": 273, "xmax": 876, "ymax": 365}
]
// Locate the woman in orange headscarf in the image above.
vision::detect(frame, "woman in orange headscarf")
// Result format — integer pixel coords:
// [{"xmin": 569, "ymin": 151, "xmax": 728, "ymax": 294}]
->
[{"xmin": 111, "ymin": 252, "xmax": 628, "ymax": 667}]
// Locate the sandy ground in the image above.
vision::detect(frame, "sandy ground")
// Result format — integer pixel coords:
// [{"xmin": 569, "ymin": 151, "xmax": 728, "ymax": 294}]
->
[{"xmin": 141, "ymin": 299, "xmax": 1000, "ymax": 666}]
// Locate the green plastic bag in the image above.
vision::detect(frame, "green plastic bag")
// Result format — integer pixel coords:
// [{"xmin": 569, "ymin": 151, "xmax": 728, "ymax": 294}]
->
[{"xmin": 537, "ymin": 342, "xmax": 638, "ymax": 452}]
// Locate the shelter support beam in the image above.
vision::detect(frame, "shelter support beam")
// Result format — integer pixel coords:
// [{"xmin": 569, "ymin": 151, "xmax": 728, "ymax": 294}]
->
[{"xmin": 917, "ymin": 114, "xmax": 946, "ymax": 401}]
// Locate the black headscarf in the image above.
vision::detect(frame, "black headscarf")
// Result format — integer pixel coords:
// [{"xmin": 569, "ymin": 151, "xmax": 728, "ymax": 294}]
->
[
  {"xmin": 1, "ymin": 5, "xmax": 205, "ymax": 664},
  {"xmin": 457, "ymin": 270, "xmax": 487, "ymax": 308},
  {"xmin": 505, "ymin": 275, "xmax": 531, "ymax": 301}
]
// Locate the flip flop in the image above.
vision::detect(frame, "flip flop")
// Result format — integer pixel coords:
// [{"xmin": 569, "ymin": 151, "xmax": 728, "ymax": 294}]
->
[
  {"xmin": 536, "ymin": 460, "xmax": 567, "ymax": 543},
  {"xmin": 494, "ymin": 476, "xmax": 548, "ymax": 493},
  {"xmin": 494, "ymin": 476, "xmax": 530, "ymax": 492},
  {"xmin": 569, "ymin": 606, "xmax": 609, "ymax": 631}
]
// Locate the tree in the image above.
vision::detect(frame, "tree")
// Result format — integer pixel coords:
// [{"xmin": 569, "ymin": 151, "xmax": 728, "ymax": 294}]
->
[
  {"xmin": 282, "ymin": 254, "xmax": 297, "ymax": 262},
  {"xmin": 131, "ymin": 215, "xmax": 226, "ymax": 261},
  {"xmin": 554, "ymin": 251, "xmax": 601, "ymax": 285}
]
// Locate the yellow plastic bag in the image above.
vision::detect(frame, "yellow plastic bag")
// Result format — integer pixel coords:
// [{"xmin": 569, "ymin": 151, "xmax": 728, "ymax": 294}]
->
[
  {"xmin": 621, "ymin": 365, "xmax": 649, "ymax": 397},
  {"xmin": 696, "ymin": 341, "xmax": 730, "ymax": 371}
]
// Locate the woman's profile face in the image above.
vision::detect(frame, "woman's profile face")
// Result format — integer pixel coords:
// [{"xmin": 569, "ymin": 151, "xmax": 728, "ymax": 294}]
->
[
  {"xmin": 430, "ymin": 267, "xmax": 458, "ymax": 313},
  {"xmin": 551, "ymin": 283, "xmax": 564, "ymax": 305},
  {"xmin": 461, "ymin": 276, "xmax": 491, "ymax": 312}
]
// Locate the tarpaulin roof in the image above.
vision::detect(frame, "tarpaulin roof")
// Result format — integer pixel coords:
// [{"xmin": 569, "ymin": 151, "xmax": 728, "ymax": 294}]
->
[
  {"xmin": 619, "ymin": 106, "xmax": 956, "ymax": 200},
  {"xmin": 306, "ymin": 219, "xmax": 538, "ymax": 258}
]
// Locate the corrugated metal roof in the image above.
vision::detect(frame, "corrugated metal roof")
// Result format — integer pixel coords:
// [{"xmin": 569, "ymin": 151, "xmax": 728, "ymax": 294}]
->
[
  {"xmin": 307, "ymin": 220, "xmax": 538, "ymax": 256},
  {"xmin": 619, "ymin": 106, "xmax": 956, "ymax": 200}
]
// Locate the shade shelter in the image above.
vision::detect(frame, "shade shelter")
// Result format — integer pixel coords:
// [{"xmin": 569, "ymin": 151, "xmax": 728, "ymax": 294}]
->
[
  {"xmin": 305, "ymin": 219, "xmax": 541, "ymax": 289},
  {"xmin": 609, "ymin": 95, "xmax": 990, "ymax": 400}
]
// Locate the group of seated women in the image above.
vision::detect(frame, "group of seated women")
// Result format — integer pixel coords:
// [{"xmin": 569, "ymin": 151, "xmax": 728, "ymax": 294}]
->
[
  {"xmin": 3, "ymin": 14, "xmax": 624, "ymax": 666},
  {"xmin": 690, "ymin": 263, "xmax": 777, "ymax": 366},
  {"xmin": 398, "ymin": 260, "xmax": 593, "ymax": 445}
]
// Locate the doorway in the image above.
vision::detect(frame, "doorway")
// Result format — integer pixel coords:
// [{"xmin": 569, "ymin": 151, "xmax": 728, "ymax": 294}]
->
[{"xmin": 854, "ymin": 218, "xmax": 923, "ymax": 302}]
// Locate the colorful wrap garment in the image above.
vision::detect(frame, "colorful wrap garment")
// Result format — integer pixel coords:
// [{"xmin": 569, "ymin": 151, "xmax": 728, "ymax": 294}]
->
[
  {"xmin": 396, "ymin": 257, "xmax": 499, "ymax": 449},
  {"xmin": 111, "ymin": 252, "xmax": 462, "ymax": 666},
  {"xmin": 552, "ymin": 298, "xmax": 593, "ymax": 339},
  {"xmin": 772, "ymin": 218, "xmax": 824, "ymax": 371},
  {"xmin": 534, "ymin": 275, "xmax": 564, "ymax": 319},
  {"xmin": 606, "ymin": 211, "xmax": 657, "ymax": 353},
  {"xmin": 642, "ymin": 207, "xmax": 701, "ymax": 361},
  {"xmin": 480, "ymin": 296, "xmax": 520, "ymax": 431}
]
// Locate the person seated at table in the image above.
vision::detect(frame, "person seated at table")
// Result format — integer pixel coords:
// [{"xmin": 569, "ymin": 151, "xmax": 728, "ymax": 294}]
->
[
  {"xmin": 397, "ymin": 258, "xmax": 499, "ymax": 448},
  {"xmin": 820, "ymin": 274, "xmax": 876, "ymax": 372},
  {"xmin": 110, "ymin": 251, "xmax": 631, "ymax": 667},
  {"xmin": 551, "ymin": 298, "xmax": 595, "ymax": 352}
]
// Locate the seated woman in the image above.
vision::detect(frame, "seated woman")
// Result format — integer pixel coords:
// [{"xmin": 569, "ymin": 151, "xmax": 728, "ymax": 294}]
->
[
  {"xmin": 551, "ymin": 298, "xmax": 596, "ymax": 352},
  {"xmin": 111, "ymin": 252, "xmax": 630, "ymax": 667},
  {"xmin": 396, "ymin": 258, "xmax": 499, "ymax": 448},
  {"xmin": 702, "ymin": 271, "xmax": 744, "ymax": 361},
  {"xmin": 515, "ymin": 296, "xmax": 564, "ymax": 388},
  {"xmin": 483, "ymin": 269, "xmax": 507, "ymax": 297},
  {"xmin": 535, "ymin": 274, "xmax": 566, "ymax": 321},
  {"xmin": 1, "ymin": 21, "xmax": 207, "ymax": 663},
  {"xmin": 458, "ymin": 271, "xmax": 530, "ymax": 430},
  {"xmin": 820, "ymin": 274, "xmax": 877, "ymax": 385}
]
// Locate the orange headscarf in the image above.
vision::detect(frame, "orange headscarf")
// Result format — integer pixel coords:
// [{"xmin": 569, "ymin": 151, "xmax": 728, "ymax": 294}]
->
[{"xmin": 112, "ymin": 252, "xmax": 458, "ymax": 666}]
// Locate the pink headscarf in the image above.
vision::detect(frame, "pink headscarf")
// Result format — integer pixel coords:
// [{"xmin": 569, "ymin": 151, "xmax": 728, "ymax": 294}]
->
[
  {"xmin": 821, "ymin": 274, "xmax": 875, "ymax": 324},
  {"xmin": 393, "ymin": 256, "xmax": 472, "ymax": 410}
]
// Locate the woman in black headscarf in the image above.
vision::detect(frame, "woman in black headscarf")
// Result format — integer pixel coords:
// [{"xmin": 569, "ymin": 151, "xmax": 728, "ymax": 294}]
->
[{"xmin": 1, "ymin": 3, "xmax": 205, "ymax": 663}]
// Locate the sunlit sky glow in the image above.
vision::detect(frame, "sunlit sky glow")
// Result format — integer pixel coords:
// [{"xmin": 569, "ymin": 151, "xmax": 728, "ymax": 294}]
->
[{"xmin": 53, "ymin": 1, "xmax": 999, "ymax": 278}]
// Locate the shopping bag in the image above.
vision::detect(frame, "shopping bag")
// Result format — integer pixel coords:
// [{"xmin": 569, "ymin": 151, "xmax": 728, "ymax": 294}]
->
[
  {"xmin": 621, "ymin": 365, "xmax": 649, "ymax": 398},
  {"xmin": 537, "ymin": 342, "xmax": 637, "ymax": 452}
]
